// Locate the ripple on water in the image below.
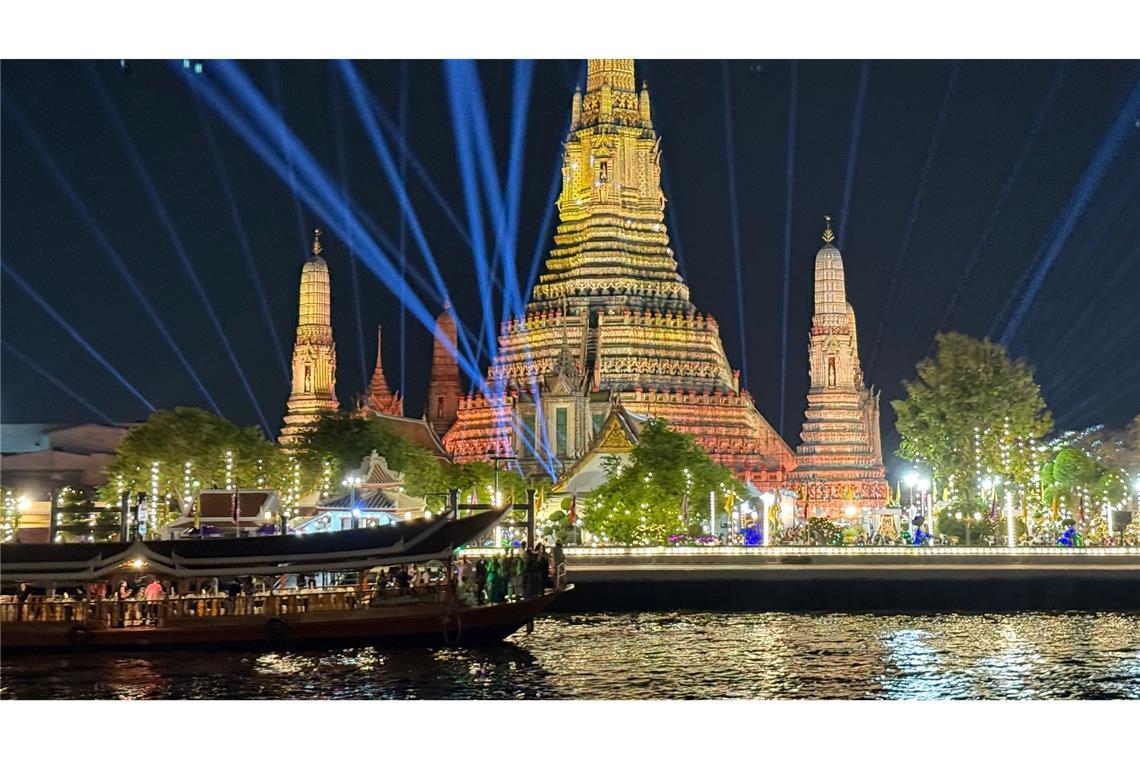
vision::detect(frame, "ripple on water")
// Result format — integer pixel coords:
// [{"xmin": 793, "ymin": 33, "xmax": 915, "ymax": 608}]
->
[{"xmin": 2, "ymin": 612, "xmax": 1139, "ymax": 700}]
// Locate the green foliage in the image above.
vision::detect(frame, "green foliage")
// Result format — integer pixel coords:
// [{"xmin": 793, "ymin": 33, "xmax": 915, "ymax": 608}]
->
[
  {"xmin": 55, "ymin": 487, "xmax": 123, "ymax": 542},
  {"xmin": 806, "ymin": 516, "xmax": 842, "ymax": 545},
  {"xmin": 296, "ymin": 412, "xmax": 544, "ymax": 508},
  {"xmin": 101, "ymin": 407, "xmax": 286, "ymax": 512},
  {"xmin": 582, "ymin": 419, "xmax": 744, "ymax": 544},
  {"xmin": 892, "ymin": 333, "xmax": 1052, "ymax": 497}
]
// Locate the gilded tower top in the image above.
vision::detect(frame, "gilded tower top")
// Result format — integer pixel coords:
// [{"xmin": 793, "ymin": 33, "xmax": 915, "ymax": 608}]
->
[
  {"xmin": 533, "ymin": 58, "xmax": 689, "ymax": 314},
  {"xmin": 585, "ymin": 59, "xmax": 636, "ymax": 94}
]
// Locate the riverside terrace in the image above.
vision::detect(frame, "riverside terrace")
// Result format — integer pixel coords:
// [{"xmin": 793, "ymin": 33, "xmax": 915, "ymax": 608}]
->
[{"xmin": 459, "ymin": 546, "xmax": 1140, "ymax": 613}]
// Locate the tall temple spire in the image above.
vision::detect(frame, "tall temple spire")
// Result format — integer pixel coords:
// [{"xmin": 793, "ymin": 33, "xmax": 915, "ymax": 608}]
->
[
  {"xmin": 788, "ymin": 214, "xmax": 888, "ymax": 517},
  {"xmin": 426, "ymin": 306, "xmax": 461, "ymax": 436},
  {"xmin": 533, "ymin": 58, "xmax": 688, "ymax": 316},
  {"xmin": 364, "ymin": 325, "xmax": 403, "ymax": 417},
  {"xmin": 280, "ymin": 227, "xmax": 339, "ymax": 447},
  {"xmin": 443, "ymin": 59, "xmax": 796, "ymax": 482}
]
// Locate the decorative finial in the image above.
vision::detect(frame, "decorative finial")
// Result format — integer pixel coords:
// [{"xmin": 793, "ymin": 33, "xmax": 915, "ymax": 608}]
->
[
  {"xmin": 821, "ymin": 215, "xmax": 835, "ymax": 244},
  {"xmin": 311, "ymin": 228, "xmax": 323, "ymax": 256}
]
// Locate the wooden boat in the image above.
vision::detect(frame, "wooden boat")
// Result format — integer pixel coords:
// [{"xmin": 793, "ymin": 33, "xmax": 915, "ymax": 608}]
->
[{"xmin": 0, "ymin": 509, "xmax": 569, "ymax": 652}]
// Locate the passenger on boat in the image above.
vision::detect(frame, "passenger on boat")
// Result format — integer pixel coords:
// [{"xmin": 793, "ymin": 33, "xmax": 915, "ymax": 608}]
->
[
  {"xmin": 475, "ymin": 559, "xmax": 488, "ymax": 604},
  {"xmin": 144, "ymin": 578, "xmax": 164, "ymax": 625}
]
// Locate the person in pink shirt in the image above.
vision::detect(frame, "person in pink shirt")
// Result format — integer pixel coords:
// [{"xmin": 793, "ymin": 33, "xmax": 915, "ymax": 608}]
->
[{"xmin": 143, "ymin": 578, "xmax": 164, "ymax": 626}]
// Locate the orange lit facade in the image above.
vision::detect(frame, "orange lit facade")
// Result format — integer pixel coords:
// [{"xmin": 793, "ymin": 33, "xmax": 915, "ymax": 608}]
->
[{"xmin": 786, "ymin": 218, "xmax": 889, "ymax": 517}]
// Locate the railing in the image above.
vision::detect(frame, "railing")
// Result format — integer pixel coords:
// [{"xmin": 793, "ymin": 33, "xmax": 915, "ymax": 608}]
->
[
  {"xmin": 459, "ymin": 545, "xmax": 1140, "ymax": 558},
  {"xmin": 0, "ymin": 586, "xmax": 455, "ymax": 627}
]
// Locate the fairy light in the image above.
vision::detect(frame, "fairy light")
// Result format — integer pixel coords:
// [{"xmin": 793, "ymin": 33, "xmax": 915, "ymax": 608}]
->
[
  {"xmin": 1005, "ymin": 491, "xmax": 1015, "ymax": 548},
  {"xmin": 321, "ymin": 458, "xmax": 332, "ymax": 500},
  {"xmin": 256, "ymin": 458, "xmax": 266, "ymax": 489},
  {"xmin": 224, "ymin": 450, "xmax": 235, "ymax": 491},
  {"xmin": 149, "ymin": 461, "xmax": 161, "ymax": 537},
  {"xmin": 182, "ymin": 461, "xmax": 193, "ymax": 513}
]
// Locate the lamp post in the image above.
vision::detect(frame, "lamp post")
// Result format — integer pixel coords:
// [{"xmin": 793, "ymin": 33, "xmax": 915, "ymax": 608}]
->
[
  {"xmin": 343, "ymin": 476, "xmax": 362, "ymax": 530},
  {"xmin": 905, "ymin": 471, "xmax": 919, "ymax": 515}
]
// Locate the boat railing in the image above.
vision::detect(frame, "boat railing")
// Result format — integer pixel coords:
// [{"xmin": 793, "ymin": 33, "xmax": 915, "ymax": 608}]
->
[{"xmin": 0, "ymin": 586, "xmax": 454, "ymax": 627}]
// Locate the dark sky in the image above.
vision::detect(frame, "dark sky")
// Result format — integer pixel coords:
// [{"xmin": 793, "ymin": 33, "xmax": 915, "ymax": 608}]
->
[{"xmin": 2, "ymin": 60, "xmax": 1139, "ymax": 473}]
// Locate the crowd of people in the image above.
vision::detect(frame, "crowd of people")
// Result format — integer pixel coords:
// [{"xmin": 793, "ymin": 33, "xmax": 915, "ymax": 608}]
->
[{"xmin": 454, "ymin": 541, "xmax": 564, "ymax": 607}]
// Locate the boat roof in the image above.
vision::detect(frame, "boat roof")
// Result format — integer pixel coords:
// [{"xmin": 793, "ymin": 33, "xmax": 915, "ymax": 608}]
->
[{"xmin": 1, "ymin": 509, "xmax": 505, "ymax": 584}]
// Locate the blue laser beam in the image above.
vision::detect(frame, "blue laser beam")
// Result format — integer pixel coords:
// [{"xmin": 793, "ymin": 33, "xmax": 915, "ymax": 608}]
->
[
  {"xmin": 2, "ymin": 92, "xmax": 221, "ymax": 415},
  {"xmin": 2, "ymin": 262, "xmax": 155, "ymax": 413},
  {"xmin": 398, "ymin": 61, "xmax": 409, "ymax": 394},
  {"xmin": 196, "ymin": 100, "xmax": 292, "ymax": 386},
  {"xmin": 935, "ymin": 63, "xmax": 1068, "ymax": 339},
  {"xmin": 996, "ymin": 74, "xmax": 1140, "ymax": 345},
  {"xmin": 838, "ymin": 61, "xmax": 870, "ymax": 248},
  {"xmin": 2, "ymin": 339, "xmax": 116, "ymax": 425},
  {"xmin": 338, "ymin": 60, "xmax": 449, "ymax": 307},
  {"xmin": 497, "ymin": 59, "xmax": 535, "ymax": 323},
  {"xmin": 267, "ymin": 61, "xmax": 312, "ymax": 261},
  {"xmin": 189, "ymin": 61, "xmax": 558, "ymax": 474},
  {"xmin": 868, "ymin": 62, "xmax": 961, "ymax": 376},
  {"xmin": 443, "ymin": 60, "xmax": 499, "ymax": 367},
  {"xmin": 778, "ymin": 61, "xmax": 798, "ymax": 438},
  {"xmin": 88, "ymin": 65, "xmax": 272, "ymax": 435},
  {"xmin": 721, "ymin": 61, "xmax": 749, "ymax": 388},
  {"xmin": 331, "ymin": 77, "xmax": 369, "ymax": 390}
]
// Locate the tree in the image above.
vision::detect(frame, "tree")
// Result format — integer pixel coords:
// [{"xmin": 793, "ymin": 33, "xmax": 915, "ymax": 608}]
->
[
  {"xmin": 295, "ymin": 413, "xmax": 542, "ymax": 507},
  {"xmin": 55, "ymin": 486, "xmax": 122, "ymax": 542},
  {"xmin": 101, "ymin": 407, "xmax": 287, "ymax": 516},
  {"xmin": 893, "ymin": 332, "xmax": 1052, "ymax": 501},
  {"xmin": 582, "ymin": 419, "xmax": 745, "ymax": 544}
]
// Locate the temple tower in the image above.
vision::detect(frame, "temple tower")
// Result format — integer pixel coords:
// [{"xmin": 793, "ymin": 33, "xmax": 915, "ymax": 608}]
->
[
  {"xmin": 425, "ymin": 304, "xmax": 462, "ymax": 436},
  {"xmin": 787, "ymin": 216, "xmax": 888, "ymax": 516},
  {"xmin": 443, "ymin": 60, "xmax": 795, "ymax": 483},
  {"xmin": 362, "ymin": 326, "xmax": 403, "ymax": 416},
  {"xmin": 280, "ymin": 229, "xmax": 339, "ymax": 447}
]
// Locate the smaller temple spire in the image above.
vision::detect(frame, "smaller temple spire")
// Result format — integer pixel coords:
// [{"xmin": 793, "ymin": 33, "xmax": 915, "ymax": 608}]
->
[
  {"xmin": 821, "ymin": 215, "xmax": 835, "ymax": 245},
  {"xmin": 365, "ymin": 325, "xmax": 403, "ymax": 417},
  {"xmin": 311, "ymin": 227, "xmax": 324, "ymax": 256}
]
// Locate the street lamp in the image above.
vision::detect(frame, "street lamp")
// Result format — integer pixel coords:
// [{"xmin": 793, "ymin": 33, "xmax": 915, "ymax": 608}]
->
[{"xmin": 342, "ymin": 476, "xmax": 362, "ymax": 529}]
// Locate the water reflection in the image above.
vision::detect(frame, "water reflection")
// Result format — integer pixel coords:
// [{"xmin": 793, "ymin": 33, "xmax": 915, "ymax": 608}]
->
[{"xmin": 3, "ymin": 612, "xmax": 1138, "ymax": 700}]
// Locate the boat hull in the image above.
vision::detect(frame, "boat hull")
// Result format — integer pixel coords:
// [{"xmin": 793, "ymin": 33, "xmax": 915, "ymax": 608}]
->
[{"xmin": 1, "ymin": 589, "xmax": 566, "ymax": 653}]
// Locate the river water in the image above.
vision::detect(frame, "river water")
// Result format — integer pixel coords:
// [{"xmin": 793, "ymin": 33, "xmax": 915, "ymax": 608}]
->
[{"xmin": 3, "ymin": 612, "xmax": 1139, "ymax": 699}]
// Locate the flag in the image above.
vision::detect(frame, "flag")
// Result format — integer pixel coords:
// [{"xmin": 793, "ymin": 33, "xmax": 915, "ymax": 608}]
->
[
  {"xmin": 894, "ymin": 481, "xmax": 902, "ymax": 506},
  {"xmin": 681, "ymin": 491, "xmax": 689, "ymax": 524},
  {"xmin": 1051, "ymin": 492, "xmax": 1059, "ymax": 520}
]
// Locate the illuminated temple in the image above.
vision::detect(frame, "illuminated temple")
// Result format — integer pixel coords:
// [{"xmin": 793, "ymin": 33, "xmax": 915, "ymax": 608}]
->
[
  {"xmin": 786, "ymin": 218, "xmax": 889, "ymax": 516},
  {"xmin": 280, "ymin": 230, "xmax": 339, "ymax": 448},
  {"xmin": 442, "ymin": 59, "xmax": 795, "ymax": 485}
]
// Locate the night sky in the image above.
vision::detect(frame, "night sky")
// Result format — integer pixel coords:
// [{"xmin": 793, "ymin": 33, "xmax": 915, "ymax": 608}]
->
[{"xmin": 2, "ymin": 60, "xmax": 1139, "ymax": 473}]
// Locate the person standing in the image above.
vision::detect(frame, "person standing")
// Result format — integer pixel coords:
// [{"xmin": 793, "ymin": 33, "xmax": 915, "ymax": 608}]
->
[{"xmin": 144, "ymin": 577, "xmax": 164, "ymax": 626}]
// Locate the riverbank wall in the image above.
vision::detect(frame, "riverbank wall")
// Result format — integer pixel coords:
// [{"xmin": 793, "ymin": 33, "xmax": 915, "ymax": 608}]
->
[{"xmin": 467, "ymin": 547, "xmax": 1140, "ymax": 613}]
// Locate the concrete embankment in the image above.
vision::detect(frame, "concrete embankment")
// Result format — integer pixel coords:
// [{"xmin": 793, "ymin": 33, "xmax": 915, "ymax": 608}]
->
[{"xmin": 542, "ymin": 548, "xmax": 1140, "ymax": 613}]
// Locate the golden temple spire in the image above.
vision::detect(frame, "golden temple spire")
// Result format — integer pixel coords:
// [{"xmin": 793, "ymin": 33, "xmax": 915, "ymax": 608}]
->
[
  {"xmin": 821, "ymin": 215, "xmax": 836, "ymax": 245},
  {"xmin": 311, "ymin": 227, "xmax": 324, "ymax": 256},
  {"xmin": 585, "ymin": 59, "xmax": 636, "ymax": 94}
]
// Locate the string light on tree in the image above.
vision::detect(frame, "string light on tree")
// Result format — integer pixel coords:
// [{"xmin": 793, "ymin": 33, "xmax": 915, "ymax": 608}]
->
[
  {"xmin": 149, "ymin": 461, "xmax": 161, "ymax": 538},
  {"xmin": 224, "ymin": 450, "xmax": 235, "ymax": 491}
]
